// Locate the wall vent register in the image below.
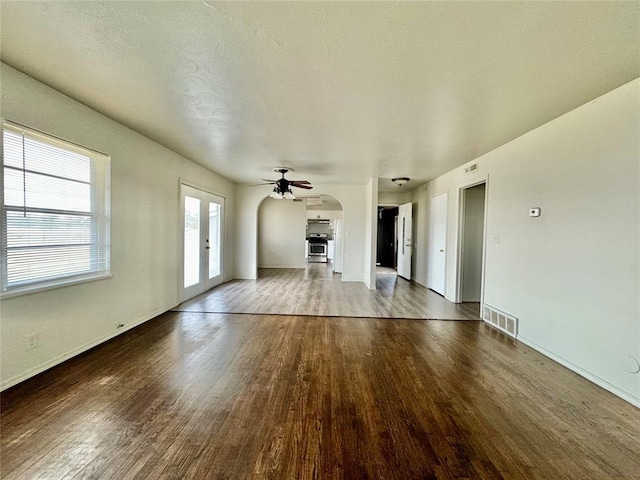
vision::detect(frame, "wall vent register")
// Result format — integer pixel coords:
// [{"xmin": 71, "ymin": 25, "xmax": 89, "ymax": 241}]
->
[
  {"xmin": 464, "ymin": 163, "xmax": 479, "ymax": 174},
  {"xmin": 482, "ymin": 304, "xmax": 518, "ymax": 338}
]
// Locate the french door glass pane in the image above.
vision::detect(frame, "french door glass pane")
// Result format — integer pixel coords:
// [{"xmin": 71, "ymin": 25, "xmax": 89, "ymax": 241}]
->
[
  {"xmin": 184, "ymin": 196, "xmax": 200, "ymax": 288},
  {"xmin": 208, "ymin": 202, "xmax": 221, "ymax": 278}
]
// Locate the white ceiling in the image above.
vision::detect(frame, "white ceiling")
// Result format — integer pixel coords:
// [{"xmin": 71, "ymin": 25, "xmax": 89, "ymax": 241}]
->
[
  {"xmin": 1, "ymin": 2, "xmax": 638, "ymax": 192},
  {"xmin": 300, "ymin": 194, "xmax": 342, "ymax": 211}
]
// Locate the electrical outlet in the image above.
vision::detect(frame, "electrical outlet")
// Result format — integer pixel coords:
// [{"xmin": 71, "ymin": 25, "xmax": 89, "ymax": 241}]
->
[
  {"xmin": 492, "ymin": 233, "xmax": 500, "ymax": 244},
  {"xmin": 26, "ymin": 333, "xmax": 40, "ymax": 351}
]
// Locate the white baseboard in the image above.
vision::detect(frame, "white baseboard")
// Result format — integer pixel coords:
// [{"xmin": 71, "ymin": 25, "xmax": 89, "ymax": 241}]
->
[
  {"xmin": 517, "ymin": 335, "xmax": 640, "ymax": 409},
  {"xmin": 340, "ymin": 275, "xmax": 364, "ymax": 283},
  {"xmin": 0, "ymin": 304, "xmax": 177, "ymax": 392}
]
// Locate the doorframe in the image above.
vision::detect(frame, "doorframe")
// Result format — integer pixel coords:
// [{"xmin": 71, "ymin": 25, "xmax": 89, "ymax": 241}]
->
[
  {"xmin": 177, "ymin": 179, "xmax": 227, "ymax": 303},
  {"xmin": 454, "ymin": 177, "xmax": 489, "ymax": 304}
]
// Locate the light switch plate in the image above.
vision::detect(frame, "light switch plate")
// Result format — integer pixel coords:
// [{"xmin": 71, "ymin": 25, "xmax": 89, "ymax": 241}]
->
[{"xmin": 529, "ymin": 207, "xmax": 541, "ymax": 217}]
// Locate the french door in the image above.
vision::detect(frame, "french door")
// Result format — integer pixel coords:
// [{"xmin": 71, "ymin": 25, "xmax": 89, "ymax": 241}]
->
[{"xmin": 180, "ymin": 184, "xmax": 224, "ymax": 302}]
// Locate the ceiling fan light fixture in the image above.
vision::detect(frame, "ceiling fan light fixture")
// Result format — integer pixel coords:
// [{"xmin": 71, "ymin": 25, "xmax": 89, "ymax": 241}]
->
[
  {"xmin": 259, "ymin": 167, "xmax": 308, "ymax": 199},
  {"xmin": 392, "ymin": 177, "xmax": 410, "ymax": 187},
  {"xmin": 270, "ymin": 185, "xmax": 296, "ymax": 200}
]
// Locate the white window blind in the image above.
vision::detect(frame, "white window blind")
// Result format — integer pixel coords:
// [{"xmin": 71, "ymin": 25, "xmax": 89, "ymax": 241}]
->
[{"xmin": 2, "ymin": 121, "xmax": 111, "ymax": 297}]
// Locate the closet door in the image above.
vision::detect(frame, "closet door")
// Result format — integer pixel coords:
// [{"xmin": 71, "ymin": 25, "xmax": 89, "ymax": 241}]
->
[{"xmin": 429, "ymin": 192, "xmax": 448, "ymax": 296}]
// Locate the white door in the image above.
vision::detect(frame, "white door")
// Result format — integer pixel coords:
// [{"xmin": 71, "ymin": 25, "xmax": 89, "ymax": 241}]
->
[
  {"xmin": 181, "ymin": 184, "xmax": 224, "ymax": 302},
  {"xmin": 429, "ymin": 192, "xmax": 448, "ymax": 295},
  {"xmin": 397, "ymin": 202, "xmax": 413, "ymax": 280}
]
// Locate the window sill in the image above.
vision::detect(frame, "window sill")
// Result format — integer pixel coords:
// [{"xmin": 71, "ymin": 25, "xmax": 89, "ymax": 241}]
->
[{"xmin": 1, "ymin": 272, "xmax": 113, "ymax": 300}]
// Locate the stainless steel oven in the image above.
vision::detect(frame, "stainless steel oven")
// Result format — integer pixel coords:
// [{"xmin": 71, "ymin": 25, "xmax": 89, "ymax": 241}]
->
[
  {"xmin": 308, "ymin": 233, "xmax": 328, "ymax": 262},
  {"xmin": 308, "ymin": 242, "xmax": 327, "ymax": 256}
]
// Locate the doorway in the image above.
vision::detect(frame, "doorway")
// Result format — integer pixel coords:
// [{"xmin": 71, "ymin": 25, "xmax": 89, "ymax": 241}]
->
[
  {"xmin": 180, "ymin": 184, "xmax": 225, "ymax": 302},
  {"xmin": 458, "ymin": 183, "xmax": 486, "ymax": 302},
  {"xmin": 256, "ymin": 194, "xmax": 344, "ymax": 276},
  {"xmin": 376, "ymin": 206, "xmax": 398, "ymax": 270},
  {"xmin": 304, "ymin": 195, "xmax": 344, "ymax": 274}
]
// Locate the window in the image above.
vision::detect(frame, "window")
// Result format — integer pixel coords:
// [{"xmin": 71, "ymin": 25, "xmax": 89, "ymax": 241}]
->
[{"xmin": 1, "ymin": 121, "xmax": 110, "ymax": 297}]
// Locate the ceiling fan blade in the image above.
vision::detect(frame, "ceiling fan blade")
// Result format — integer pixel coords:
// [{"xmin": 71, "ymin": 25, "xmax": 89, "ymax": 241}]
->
[
  {"xmin": 261, "ymin": 179, "xmax": 277, "ymax": 183},
  {"xmin": 290, "ymin": 180, "xmax": 311, "ymax": 184},
  {"xmin": 250, "ymin": 182, "xmax": 276, "ymax": 186},
  {"xmin": 290, "ymin": 183, "xmax": 313, "ymax": 190}
]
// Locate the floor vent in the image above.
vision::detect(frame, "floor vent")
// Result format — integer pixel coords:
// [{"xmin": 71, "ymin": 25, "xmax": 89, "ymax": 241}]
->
[{"xmin": 482, "ymin": 304, "xmax": 518, "ymax": 338}]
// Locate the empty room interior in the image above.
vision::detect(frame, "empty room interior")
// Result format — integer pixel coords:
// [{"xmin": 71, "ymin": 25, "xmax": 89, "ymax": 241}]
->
[{"xmin": 1, "ymin": 2, "xmax": 639, "ymax": 479}]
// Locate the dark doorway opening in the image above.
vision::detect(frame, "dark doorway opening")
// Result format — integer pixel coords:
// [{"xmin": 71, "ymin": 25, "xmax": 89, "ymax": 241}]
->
[{"xmin": 377, "ymin": 206, "xmax": 399, "ymax": 269}]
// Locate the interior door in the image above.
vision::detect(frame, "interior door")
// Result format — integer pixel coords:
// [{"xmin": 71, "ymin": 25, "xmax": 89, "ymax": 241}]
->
[
  {"xmin": 397, "ymin": 202, "xmax": 413, "ymax": 280},
  {"xmin": 429, "ymin": 192, "xmax": 448, "ymax": 295},
  {"xmin": 181, "ymin": 184, "xmax": 224, "ymax": 302}
]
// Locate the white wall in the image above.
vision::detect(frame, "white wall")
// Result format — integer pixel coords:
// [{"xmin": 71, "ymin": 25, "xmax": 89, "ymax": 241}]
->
[
  {"xmin": 412, "ymin": 79, "xmax": 640, "ymax": 405},
  {"xmin": 364, "ymin": 177, "xmax": 378, "ymax": 289},
  {"xmin": 258, "ymin": 198, "xmax": 306, "ymax": 268},
  {"xmin": 0, "ymin": 64, "xmax": 236, "ymax": 389},
  {"xmin": 235, "ymin": 184, "xmax": 367, "ymax": 282},
  {"xmin": 411, "ymin": 185, "xmax": 430, "ymax": 286},
  {"xmin": 305, "ymin": 209, "xmax": 344, "ymax": 221},
  {"xmin": 378, "ymin": 190, "xmax": 412, "ymax": 205}
]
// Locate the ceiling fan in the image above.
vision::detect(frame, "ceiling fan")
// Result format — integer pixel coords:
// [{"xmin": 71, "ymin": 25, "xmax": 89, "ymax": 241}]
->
[{"xmin": 255, "ymin": 167, "xmax": 313, "ymax": 199}]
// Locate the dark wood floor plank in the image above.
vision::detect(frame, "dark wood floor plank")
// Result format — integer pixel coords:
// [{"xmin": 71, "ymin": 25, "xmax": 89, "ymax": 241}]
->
[{"xmin": 2, "ymin": 312, "xmax": 639, "ymax": 479}]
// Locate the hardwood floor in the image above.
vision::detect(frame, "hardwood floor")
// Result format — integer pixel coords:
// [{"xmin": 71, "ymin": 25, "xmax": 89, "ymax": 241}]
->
[
  {"xmin": 174, "ymin": 264, "xmax": 480, "ymax": 320},
  {"xmin": 2, "ymin": 312, "xmax": 639, "ymax": 479}
]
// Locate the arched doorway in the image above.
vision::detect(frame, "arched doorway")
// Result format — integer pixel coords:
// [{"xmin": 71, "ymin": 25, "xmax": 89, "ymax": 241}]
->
[{"xmin": 257, "ymin": 193, "xmax": 344, "ymax": 276}]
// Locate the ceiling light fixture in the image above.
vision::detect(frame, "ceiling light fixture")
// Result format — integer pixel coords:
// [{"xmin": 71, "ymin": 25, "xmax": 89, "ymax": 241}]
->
[
  {"xmin": 260, "ymin": 167, "xmax": 314, "ymax": 200},
  {"xmin": 391, "ymin": 177, "xmax": 410, "ymax": 187},
  {"xmin": 270, "ymin": 184, "xmax": 295, "ymax": 200},
  {"xmin": 267, "ymin": 167, "xmax": 300, "ymax": 200}
]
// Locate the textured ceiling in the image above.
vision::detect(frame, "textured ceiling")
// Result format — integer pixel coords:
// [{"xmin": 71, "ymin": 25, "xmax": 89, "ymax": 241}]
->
[{"xmin": 1, "ymin": 1, "xmax": 638, "ymax": 192}]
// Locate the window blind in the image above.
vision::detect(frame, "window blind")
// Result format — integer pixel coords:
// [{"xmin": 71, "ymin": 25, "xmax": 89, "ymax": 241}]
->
[{"xmin": 2, "ymin": 121, "xmax": 110, "ymax": 296}]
